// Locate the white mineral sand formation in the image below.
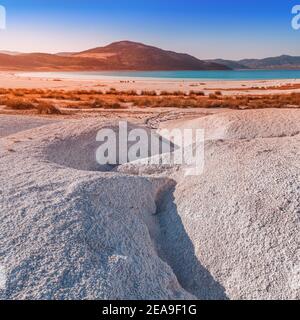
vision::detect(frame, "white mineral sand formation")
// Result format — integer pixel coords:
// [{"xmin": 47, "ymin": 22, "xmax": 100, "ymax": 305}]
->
[{"xmin": 0, "ymin": 109, "xmax": 299, "ymax": 299}]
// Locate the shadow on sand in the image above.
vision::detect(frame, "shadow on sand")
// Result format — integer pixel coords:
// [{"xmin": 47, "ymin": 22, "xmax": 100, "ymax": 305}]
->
[{"xmin": 156, "ymin": 181, "xmax": 228, "ymax": 300}]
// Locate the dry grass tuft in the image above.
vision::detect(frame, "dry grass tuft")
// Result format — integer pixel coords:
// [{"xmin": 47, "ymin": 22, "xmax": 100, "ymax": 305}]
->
[
  {"xmin": 36, "ymin": 101, "xmax": 62, "ymax": 115},
  {"xmin": 189, "ymin": 90, "xmax": 205, "ymax": 96},
  {"xmin": 90, "ymin": 99, "xmax": 107, "ymax": 109},
  {"xmin": 104, "ymin": 102, "xmax": 126, "ymax": 109},
  {"xmin": 5, "ymin": 97, "xmax": 35, "ymax": 110},
  {"xmin": 0, "ymin": 87, "xmax": 299, "ymax": 114},
  {"xmin": 141, "ymin": 90, "xmax": 157, "ymax": 96},
  {"xmin": 209, "ymin": 93, "xmax": 219, "ymax": 100}
]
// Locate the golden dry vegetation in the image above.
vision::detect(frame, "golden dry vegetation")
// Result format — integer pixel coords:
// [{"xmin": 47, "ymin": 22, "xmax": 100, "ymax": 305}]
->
[{"xmin": 0, "ymin": 87, "xmax": 299, "ymax": 115}]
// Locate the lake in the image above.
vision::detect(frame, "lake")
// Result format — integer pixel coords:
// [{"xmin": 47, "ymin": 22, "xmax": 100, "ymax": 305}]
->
[{"xmin": 19, "ymin": 70, "xmax": 300, "ymax": 81}]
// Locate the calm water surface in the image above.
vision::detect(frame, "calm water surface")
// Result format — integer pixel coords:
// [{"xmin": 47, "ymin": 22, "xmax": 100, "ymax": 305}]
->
[{"xmin": 19, "ymin": 70, "xmax": 300, "ymax": 81}]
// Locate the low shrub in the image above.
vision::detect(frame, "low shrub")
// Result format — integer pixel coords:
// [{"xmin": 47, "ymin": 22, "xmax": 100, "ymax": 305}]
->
[
  {"xmin": 209, "ymin": 93, "xmax": 218, "ymax": 99},
  {"xmin": 90, "ymin": 99, "xmax": 107, "ymax": 108},
  {"xmin": 141, "ymin": 90, "xmax": 157, "ymax": 96},
  {"xmin": 36, "ymin": 101, "xmax": 62, "ymax": 114},
  {"xmin": 189, "ymin": 90, "xmax": 205, "ymax": 96},
  {"xmin": 5, "ymin": 98, "xmax": 35, "ymax": 110}
]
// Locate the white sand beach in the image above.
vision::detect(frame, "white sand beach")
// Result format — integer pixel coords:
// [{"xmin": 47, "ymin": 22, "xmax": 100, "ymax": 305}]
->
[
  {"xmin": 1, "ymin": 72, "xmax": 300, "ymax": 96},
  {"xmin": 0, "ymin": 107, "xmax": 299, "ymax": 300}
]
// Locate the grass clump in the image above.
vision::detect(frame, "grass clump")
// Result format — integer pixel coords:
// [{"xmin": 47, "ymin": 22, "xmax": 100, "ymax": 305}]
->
[
  {"xmin": 90, "ymin": 99, "xmax": 107, "ymax": 109},
  {"xmin": 106, "ymin": 88, "xmax": 118, "ymax": 95},
  {"xmin": 5, "ymin": 98, "xmax": 35, "ymax": 110},
  {"xmin": 36, "ymin": 101, "xmax": 62, "ymax": 115},
  {"xmin": 141, "ymin": 90, "xmax": 157, "ymax": 96},
  {"xmin": 208, "ymin": 93, "xmax": 219, "ymax": 99},
  {"xmin": 124, "ymin": 90, "xmax": 138, "ymax": 96},
  {"xmin": 189, "ymin": 90, "xmax": 205, "ymax": 96},
  {"xmin": 104, "ymin": 102, "xmax": 126, "ymax": 109}
]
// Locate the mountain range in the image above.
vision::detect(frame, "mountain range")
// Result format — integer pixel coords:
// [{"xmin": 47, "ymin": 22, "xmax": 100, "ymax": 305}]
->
[
  {"xmin": 208, "ymin": 55, "xmax": 300, "ymax": 70},
  {"xmin": 0, "ymin": 41, "xmax": 299, "ymax": 71},
  {"xmin": 0, "ymin": 41, "xmax": 228, "ymax": 71}
]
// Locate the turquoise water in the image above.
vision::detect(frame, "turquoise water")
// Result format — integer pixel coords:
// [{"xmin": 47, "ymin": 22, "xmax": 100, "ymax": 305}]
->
[{"xmin": 20, "ymin": 70, "xmax": 300, "ymax": 81}]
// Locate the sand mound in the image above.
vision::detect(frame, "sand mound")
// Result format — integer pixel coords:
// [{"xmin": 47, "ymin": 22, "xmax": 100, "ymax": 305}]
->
[
  {"xmin": 118, "ymin": 109, "xmax": 300, "ymax": 300},
  {"xmin": 0, "ymin": 120, "xmax": 193, "ymax": 300},
  {"xmin": 160, "ymin": 109, "xmax": 300, "ymax": 141},
  {"xmin": 43, "ymin": 121, "xmax": 114, "ymax": 171},
  {"xmin": 156, "ymin": 135, "xmax": 300, "ymax": 299},
  {"xmin": 0, "ymin": 109, "xmax": 299, "ymax": 300},
  {"xmin": 44, "ymin": 121, "xmax": 174, "ymax": 172},
  {"xmin": 0, "ymin": 115, "xmax": 58, "ymax": 138}
]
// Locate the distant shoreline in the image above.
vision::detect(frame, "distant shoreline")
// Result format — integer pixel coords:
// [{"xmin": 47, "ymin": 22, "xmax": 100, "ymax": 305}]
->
[
  {"xmin": 17, "ymin": 70, "xmax": 300, "ymax": 82},
  {"xmin": 0, "ymin": 71, "xmax": 300, "ymax": 98}
]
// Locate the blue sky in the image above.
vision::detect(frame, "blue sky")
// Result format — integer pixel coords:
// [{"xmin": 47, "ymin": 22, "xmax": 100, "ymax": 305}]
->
[{"xmin": 0, "ymin": 0, "xmax": 299, "ymax": 59}]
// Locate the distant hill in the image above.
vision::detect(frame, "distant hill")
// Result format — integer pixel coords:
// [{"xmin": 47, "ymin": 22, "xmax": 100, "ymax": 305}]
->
[
  {"xmin": 208, "ymin": 55, "xmax": 300, "ymax": 70},
  {"xmin": 73, "ymin": 41, "xmax": 229, "ymax": 71},
  {"xmin": 0, "ymin": 53, "xmax": 108, "ymax": 71},
  {"xmin": 0, "ymin": 41, "xmax": 229, "ymax": 71},
  {"xmin": 240, "ymin": 55, "xmax": 300, "ymax": 69},
  {"xmin": 0, "ymin": 50, "xmax": 21, "ymax": 56},
  {"xmin": 55, "ymin": 52, "xmax": 75, "ymax": 57},
  {"xmin": 206, "ymin": 59, "xmax": 250, "ymax": 70}
]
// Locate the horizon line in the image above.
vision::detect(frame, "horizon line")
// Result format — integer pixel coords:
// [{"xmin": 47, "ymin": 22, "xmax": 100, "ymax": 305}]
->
[{"xmin": 0, "ymin": 40, "xmax": 298, "ymax": 61}]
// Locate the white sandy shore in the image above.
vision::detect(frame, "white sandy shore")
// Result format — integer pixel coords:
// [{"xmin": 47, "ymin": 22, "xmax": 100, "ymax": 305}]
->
[
  {"xmin": 0, "ymin": 108, "xmax": 299, "ymax": 300},
  {"xmin": 1, "ymin": 72, "xmax": 300, "ymax": 96}
]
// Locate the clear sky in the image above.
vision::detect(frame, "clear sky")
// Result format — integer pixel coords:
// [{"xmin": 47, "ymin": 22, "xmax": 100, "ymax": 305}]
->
[{"xmin": 0, "ymin": 0, "xmax": 299, "ymax": 59}]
